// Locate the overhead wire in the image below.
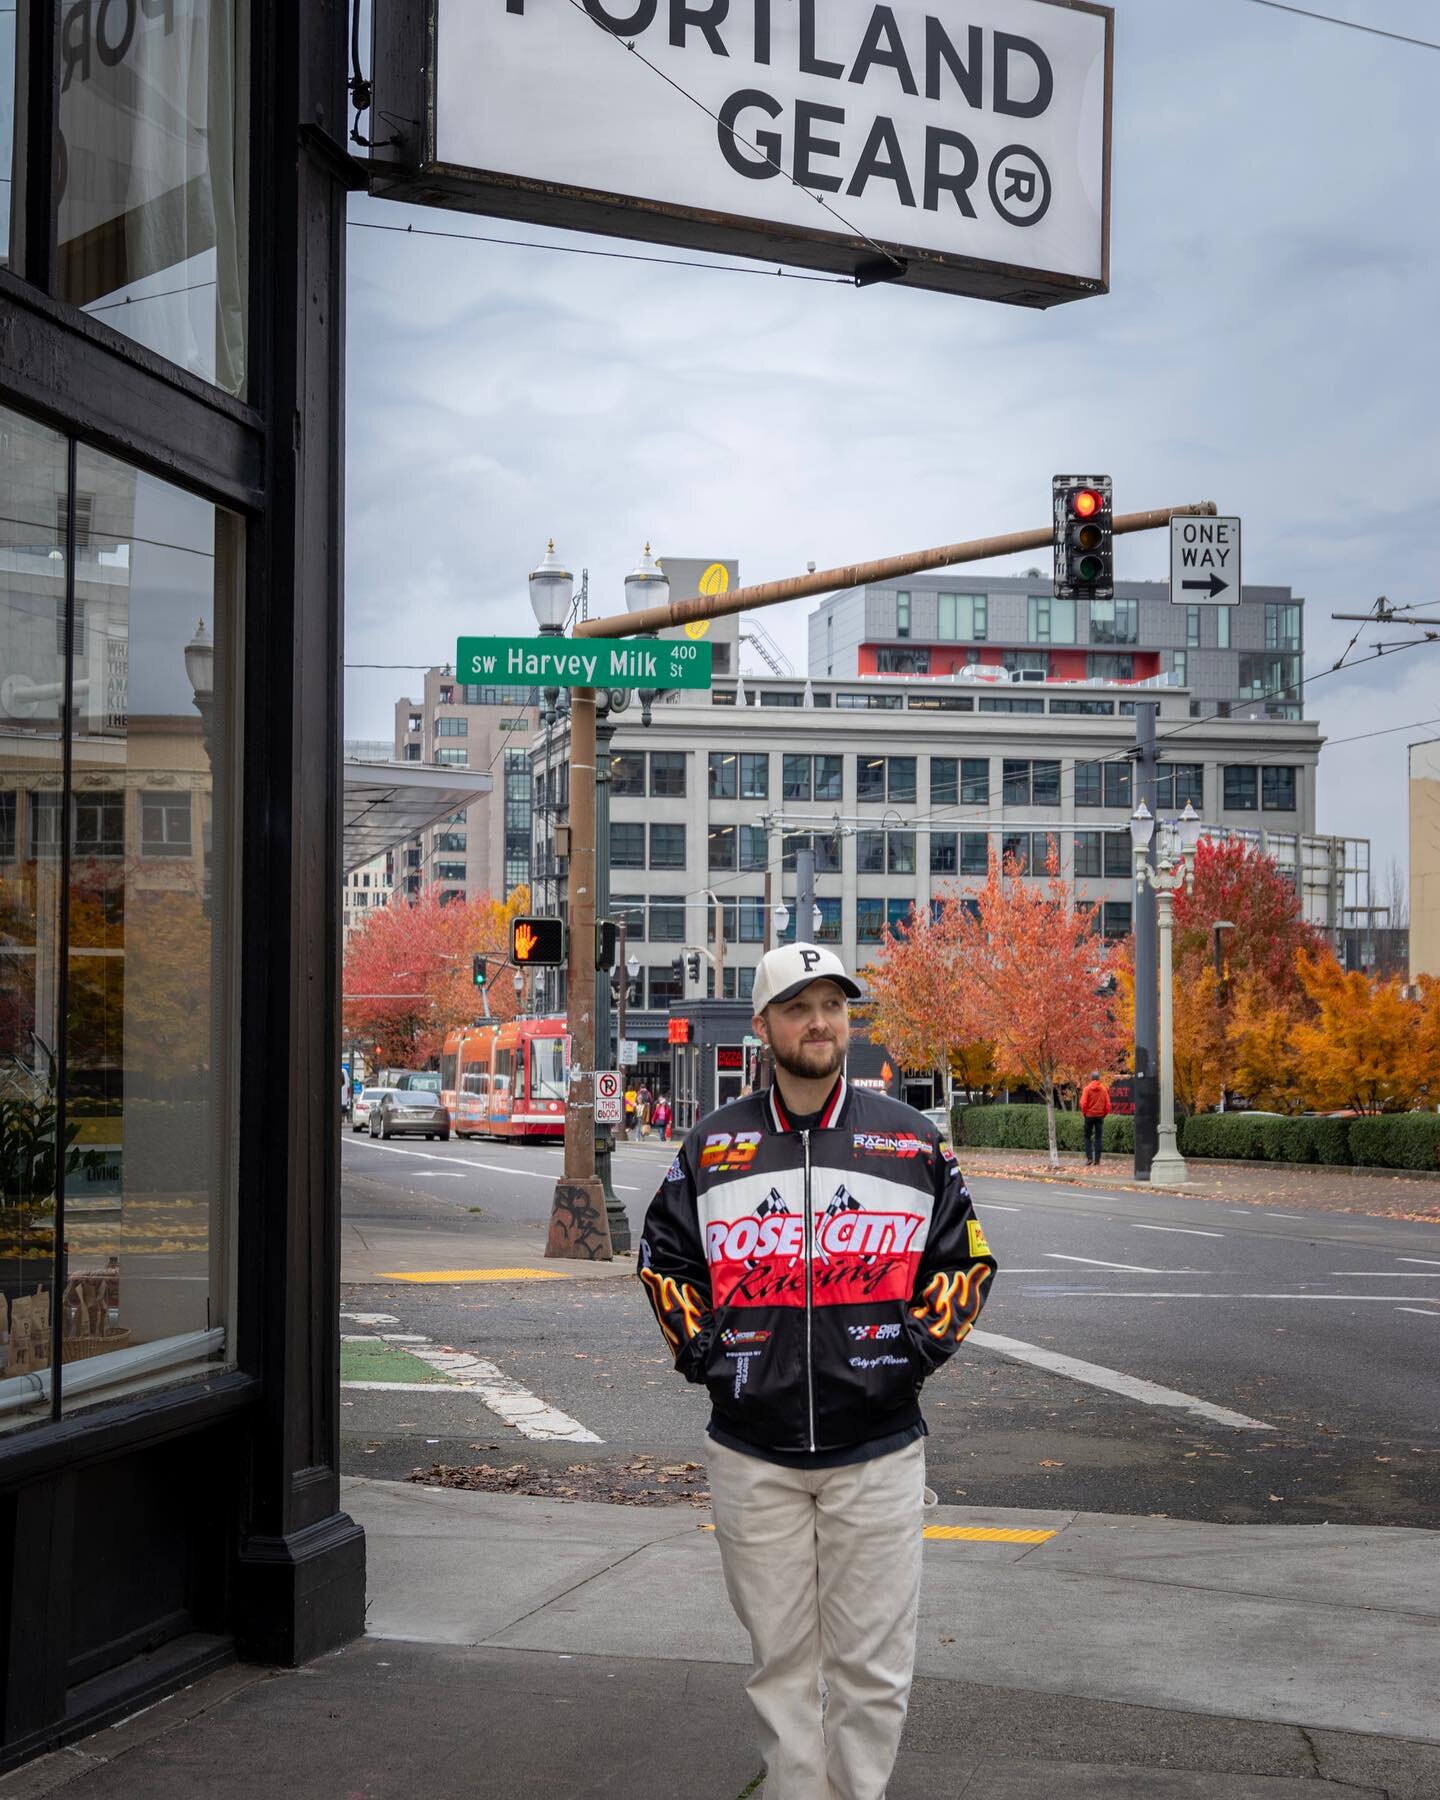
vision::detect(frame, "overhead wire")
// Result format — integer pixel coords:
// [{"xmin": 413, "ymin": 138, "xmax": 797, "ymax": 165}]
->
[{"xmin": 1242, "ymin": 0, "xmax": 1440, "ymax": 51}]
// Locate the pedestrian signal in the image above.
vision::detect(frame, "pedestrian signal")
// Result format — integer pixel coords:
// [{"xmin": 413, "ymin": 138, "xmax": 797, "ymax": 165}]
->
[
  {"xmin": 511, "ymin": 916, "xmax": 566, "ymax": 966},
  {"xmin": 1053, "ymin": 474, "xmax": 1113, "ymax": 600}
]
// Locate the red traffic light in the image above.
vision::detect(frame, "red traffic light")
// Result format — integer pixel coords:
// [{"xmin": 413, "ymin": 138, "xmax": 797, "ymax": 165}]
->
[{"xmin": 1070, "ymin": 488, "xmax": 1103, "ymax": 519}]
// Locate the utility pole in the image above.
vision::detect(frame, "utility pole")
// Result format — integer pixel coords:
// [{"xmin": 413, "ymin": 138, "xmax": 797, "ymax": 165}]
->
[
  {"xmin": 1132, "ymin": 702, "xmax": 1159, "ymax": 1180},
  {"xmin": 591, "ymin": 696, "xmax": 629, "ymax": 1254},
  {"xmin": 795, "ymin": 838, "xmax": 817, "ymax": 945},
  {"xmin": 615, "ymin": 917, "xmax": 630, "ymax": 1141},
  {"xmin": 545, "ymin": 686, "xmax": 612, "ymax": 1261}
]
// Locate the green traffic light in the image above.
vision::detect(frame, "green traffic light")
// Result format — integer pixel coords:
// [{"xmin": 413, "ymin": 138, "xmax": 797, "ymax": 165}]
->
[{"xmin": 1077, "ymin": 555, "xmax": 1103, "ymax": 582}]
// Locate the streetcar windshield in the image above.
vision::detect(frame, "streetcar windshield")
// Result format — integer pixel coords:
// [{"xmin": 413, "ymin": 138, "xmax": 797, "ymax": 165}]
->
[{"xmin": 528, "ymin": 1036, "xmax": 567, "ymax": 1102}]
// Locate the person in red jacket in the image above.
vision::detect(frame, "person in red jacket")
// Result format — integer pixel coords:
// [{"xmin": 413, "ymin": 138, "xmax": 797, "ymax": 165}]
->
[{"xmin": 1079, "ymin": 1071, "xmax": 1111, "ymax": 1166}]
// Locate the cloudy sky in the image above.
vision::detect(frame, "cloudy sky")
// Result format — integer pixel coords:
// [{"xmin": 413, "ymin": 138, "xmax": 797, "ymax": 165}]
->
[{"xmin": 344, "ymin": 0, "xmax": 1439, "ymax": 892}]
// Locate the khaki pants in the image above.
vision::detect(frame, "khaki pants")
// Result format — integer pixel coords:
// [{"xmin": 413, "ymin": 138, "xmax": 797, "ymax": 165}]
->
[{"xmin": 707, "ymin": 1435, "xmax": 927, "ymax": 1800}]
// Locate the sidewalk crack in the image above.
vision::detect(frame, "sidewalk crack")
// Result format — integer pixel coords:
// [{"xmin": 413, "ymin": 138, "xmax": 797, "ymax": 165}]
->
[{"xmin": 480, "ymin": 1540, "xmax": 654, "ymax": 1640}]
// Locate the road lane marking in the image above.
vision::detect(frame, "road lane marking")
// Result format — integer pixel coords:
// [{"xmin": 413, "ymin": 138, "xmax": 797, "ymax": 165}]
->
[
  {"xmin": 1131, "ymin": 1224, "xmax": 1224, "ymax": 1238},
  {"xmin": 379, "ymin": 1268, "xmax": 568, "ymax": 1283},
  {"xmin": 1396, "ymin": 1308, "xmax": 1440, "ymax": 1317},
  {"xmin": 1399, "ymin": 1258, "xmax": 1440, "ymax": 1267},
  {"xmin": 1039, "ymin": 1292, "xmax": 1438, "ymax": 1303},
  {"xmin": 1265, "ymin": 1212, "xmax": 1305, "ymax": 1220},
  {"xmin": 1046, "ymin": 1254, "xmax": 1163, "ymax": 1273},
  {"xmin": 1330, "ymin": 1272, "xmax": 1440, "ymax": 1277},
  {"xmin": 968, "ymin": 1328, "xmax": 1272, "ymax": 1430},
  {"xmin": 978, "ymin": 1203, "xmax": 1021, "ymax": 1213},
  {"xmin": 404, "ymin": 1346, "xmax": 602, "ymax": 1442},
  {"xmin": 341, "ymin": 1380, "xmax": 477, "ymax": 1393}
]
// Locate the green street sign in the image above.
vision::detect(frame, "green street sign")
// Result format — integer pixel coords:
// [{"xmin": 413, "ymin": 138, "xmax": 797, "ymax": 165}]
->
[{"xmin": 456, "ymin": 636, "xmax": 712, "ymax": 690}]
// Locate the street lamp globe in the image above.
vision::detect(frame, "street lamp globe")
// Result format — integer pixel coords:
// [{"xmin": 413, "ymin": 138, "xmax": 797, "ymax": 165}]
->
[
  {"xmin": 624, "ymin": 543, "xmax": 670, "ymax": 617},
  {"xmin": 812, "ymin": 904, "xmax": 823, "ymax": 934},
  {"xmin": 528, "ymin": 540, "xmax": 574, "ymax": 633},
  {"xmin": 626, "ymin": 953, "xmax": 640, "ymax": 981},
  {"xmin": 1129, "ymin": 800, "xmax": 1155, "ymax": 853},
  {"xmin": 184, "ymin": 619, "xmax": 214, "ymax": 699},
  {"xmin": 773, "ymin": 901, "xmax": 790, "ymax": 933},
  {"xmin": 1177, "ymin": 800, "xmax": 1203, "ymax": 858}
]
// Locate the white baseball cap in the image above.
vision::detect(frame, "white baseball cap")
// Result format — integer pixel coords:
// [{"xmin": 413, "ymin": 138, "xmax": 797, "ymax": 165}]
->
[{"xmin": 752, "ymin": 943, "xmax": 863, "ymax": 1013}]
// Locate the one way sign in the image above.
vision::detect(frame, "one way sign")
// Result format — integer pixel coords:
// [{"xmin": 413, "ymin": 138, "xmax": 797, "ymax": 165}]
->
[{"xmin": 1171, "ymin": 515, "xmax": 1242, "ymax": 605}]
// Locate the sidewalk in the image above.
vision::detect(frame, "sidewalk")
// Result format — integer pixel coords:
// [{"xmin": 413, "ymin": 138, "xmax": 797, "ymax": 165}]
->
[{"xmin": 7, "ymin": 1478, "xmax": 1438, "ymax": 1798}]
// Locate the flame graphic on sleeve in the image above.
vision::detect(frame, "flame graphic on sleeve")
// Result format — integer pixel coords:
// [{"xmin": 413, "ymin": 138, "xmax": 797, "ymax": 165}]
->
[
  {"xmin": 911, "ymin": 1265, "xmax": 992, "ymax": 1342},
  {"xmin": 640, "ymin": 1268, "xmax": 707, "ymax": 1352}
]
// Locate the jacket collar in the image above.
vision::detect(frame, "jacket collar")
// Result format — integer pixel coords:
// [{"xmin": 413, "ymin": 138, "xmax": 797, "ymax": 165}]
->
[{"xmin": 766, "ymin": 1074, "xmax": 848, "ymax": 1134}]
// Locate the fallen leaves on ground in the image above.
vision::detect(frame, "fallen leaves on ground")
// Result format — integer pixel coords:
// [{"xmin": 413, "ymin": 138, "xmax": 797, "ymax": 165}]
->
[{"xmin": 406, "ymin": 1453, "xmax": 711, "ymax": 1507}]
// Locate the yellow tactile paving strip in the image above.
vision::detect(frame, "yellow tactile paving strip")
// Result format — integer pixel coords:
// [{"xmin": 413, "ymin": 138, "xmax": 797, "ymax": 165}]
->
[
  {"xmin": 701, "ymin": 1524, "xmax": 1057, "ymax": 1545},
  {"xmin": 378, "ymin": 1268, "xmax": 568, "ymax": 1283}
]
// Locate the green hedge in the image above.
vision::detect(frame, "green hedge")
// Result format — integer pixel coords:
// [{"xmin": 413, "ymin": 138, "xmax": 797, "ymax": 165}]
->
[
  {"xmin": 953, "ymin": 1104, "xmax": 1440, "ymax": 1170},
  {"xmin": 1348, "ymin": 1114, "xmax": 1440, "ymax": 1171}
]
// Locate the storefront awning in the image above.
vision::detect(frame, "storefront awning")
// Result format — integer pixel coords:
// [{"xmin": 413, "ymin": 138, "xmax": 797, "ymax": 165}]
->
[{"xmin": 342, "ymin": 759, "xmax": 493, "ymax": 874}]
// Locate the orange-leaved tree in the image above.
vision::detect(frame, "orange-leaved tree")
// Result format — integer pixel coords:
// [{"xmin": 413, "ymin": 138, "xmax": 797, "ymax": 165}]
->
[
  {"xmin": 1111, "ymin": 940, "xmax": 1229, "ymax": 1115},
  {"xmin": 342, "ymin": 884, "xmax": 531, "ymax": 1070},
  {"xmin": 864, "ymin": 898, "xmax": 990, "ymax": 1105},
  {"xmin": 1292, "ymin": 951, "xmax": 1428, "ymax": 1114},
  {"xmin": 1173, "ymin": 836, "xmax": 1327, "ymax": 999},
  {"xmin": 946, "ymin": 843, "xmax": 1122, "ymax": 1166}
]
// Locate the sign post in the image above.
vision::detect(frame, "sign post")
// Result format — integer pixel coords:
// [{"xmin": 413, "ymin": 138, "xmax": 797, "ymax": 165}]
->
[{"xmin": 1170, "ymin": 516, "xmax": 1242, "ymax": 605}]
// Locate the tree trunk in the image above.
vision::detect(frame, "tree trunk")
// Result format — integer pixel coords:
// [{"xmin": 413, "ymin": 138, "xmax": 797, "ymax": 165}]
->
[{"xmin": 1044, "ymin": 1081, "xmax": 1060, "ymax": 1168}]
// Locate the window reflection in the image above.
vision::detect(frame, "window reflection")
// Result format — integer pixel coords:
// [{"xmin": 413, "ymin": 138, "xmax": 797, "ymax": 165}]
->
[
  {"xmin": 1, "ymin": 406, "xmax": 238, "ymax": 1432},
  {"xmin": 1, "ymin": 2, "xmax": 15, "ymax": 265},
  {"xmin": 55, "ymin": 0, "xmax": 249, "ymax": 395}
]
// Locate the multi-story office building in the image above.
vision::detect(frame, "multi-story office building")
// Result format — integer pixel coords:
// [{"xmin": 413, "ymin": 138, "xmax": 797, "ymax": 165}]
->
[
  {"xmin": 391, "ymin": 671, "xmax": 538, "ymax": 902},
  {"xmin": 809, "ymin": 576, "xmax": 1306, "ymax": 721},
  {"xmin": 342, "ymin": 853, "xmax": 392, "ymax": 941},
  {"xmin": 531, "ymin": 667, "xmax": 1354, "ymax": 1029}
]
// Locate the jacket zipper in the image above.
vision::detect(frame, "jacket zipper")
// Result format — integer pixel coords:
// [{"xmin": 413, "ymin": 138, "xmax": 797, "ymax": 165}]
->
[{"xmin": 802, "ymin": 1128, "xmax": 816, "ymax": 1452}]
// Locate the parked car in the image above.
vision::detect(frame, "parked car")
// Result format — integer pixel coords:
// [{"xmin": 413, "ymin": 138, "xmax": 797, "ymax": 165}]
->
[
  {"xmin": 370, "ymin": 1089, "xmax": 451, "ymax": 1141},
  {"xmin": 921, "ymin": 1106, "xmax": 951, "ymax": 1139},
  {"xmin": 351, "ymin": 1086, "xmax": 395, "ymax": 1132}
]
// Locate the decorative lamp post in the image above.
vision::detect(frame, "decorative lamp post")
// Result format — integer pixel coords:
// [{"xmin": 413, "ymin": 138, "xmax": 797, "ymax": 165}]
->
[
  {"xmin": 625, "ymin": 544, "xmax": 670, "ymax": 727},
  {"xmin": 529, "ymin": 540, "xmax": 573, "ymax": 725},
  {"xmin": 1130, "ymin": 799, "xmax": 1201, "ymax": 1184}
]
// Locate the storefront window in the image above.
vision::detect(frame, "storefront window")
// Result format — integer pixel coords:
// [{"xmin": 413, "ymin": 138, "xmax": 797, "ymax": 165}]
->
[
  {"xmin": 1, "ymin": 407, "xmax": 239, "ymax": 1434},
  {"xmin": 55, "ymin": 0, "xmax": 250, "ymax": 396}
]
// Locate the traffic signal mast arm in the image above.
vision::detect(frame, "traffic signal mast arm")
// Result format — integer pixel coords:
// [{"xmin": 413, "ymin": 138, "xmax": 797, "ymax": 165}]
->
[{"xmin": 572, "ymin": 503, "xmax": 1217, "ymax": 641}]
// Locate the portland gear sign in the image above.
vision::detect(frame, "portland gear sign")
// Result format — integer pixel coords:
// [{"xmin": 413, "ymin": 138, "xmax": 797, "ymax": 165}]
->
[{"xmin": 370, "ymin": 0, "xmax": 1112, "ymax": 306}]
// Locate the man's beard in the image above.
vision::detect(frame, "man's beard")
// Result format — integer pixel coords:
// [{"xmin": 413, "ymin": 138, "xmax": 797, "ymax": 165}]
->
[{"xmin": 773, "ymin": 1036, "xmax": 845, "ymax": 1083}]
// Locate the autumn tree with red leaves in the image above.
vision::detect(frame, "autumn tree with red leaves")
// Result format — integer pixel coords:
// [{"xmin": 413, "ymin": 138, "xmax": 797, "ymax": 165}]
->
[
  {"xmin": 1173, "ymin": 837, "xmax": 1327, "ymax": 997},
  {"xmin": 342, "ymin": 885, "xmax": 531, "ymax": 1070},
  {"xmin": 871, "ymin": 844, "xmax": 1122, "ymax": 1165}
]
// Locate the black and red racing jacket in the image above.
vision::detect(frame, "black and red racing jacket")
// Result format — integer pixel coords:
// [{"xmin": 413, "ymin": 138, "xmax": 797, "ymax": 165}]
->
[{"xmin": 637, "ymin": 1077, "xmax": 997, "ymax": 1457}]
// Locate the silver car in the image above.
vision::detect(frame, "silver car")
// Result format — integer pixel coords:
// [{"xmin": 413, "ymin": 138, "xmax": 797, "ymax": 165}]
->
[
  {"xmin": 370, "ymin": 1089, "xmax": 451, "ymax": 1141},
  {"xmin": 351, "ymin": 1086, "xmax": 392, "ymax": 1132}
]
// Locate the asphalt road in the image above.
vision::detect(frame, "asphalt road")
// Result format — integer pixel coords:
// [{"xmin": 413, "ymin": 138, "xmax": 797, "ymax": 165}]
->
[{"xmin": 339, "ymin": 1129, "xmax": 1440, "ymax": 1526}]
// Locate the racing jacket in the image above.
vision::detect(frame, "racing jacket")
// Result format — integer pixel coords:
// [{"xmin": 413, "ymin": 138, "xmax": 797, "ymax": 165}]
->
[{"xmin": 637, "ymin": 1077, "xmax": 997, "ymax": 1457}]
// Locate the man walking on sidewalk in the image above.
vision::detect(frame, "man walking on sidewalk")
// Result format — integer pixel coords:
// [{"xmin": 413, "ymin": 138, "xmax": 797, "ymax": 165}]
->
[
  {"xmin": 638, "ymin": 944, "xmax": 998, "ymax": 1800},
  {"xmin": 1080, "ymin": 1070, "xmax": 1111, "ymax": 1166}
]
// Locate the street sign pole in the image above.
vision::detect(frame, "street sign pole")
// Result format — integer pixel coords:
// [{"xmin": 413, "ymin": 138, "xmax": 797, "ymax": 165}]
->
[
  {"xmin": 1133, "ymin": 703, "xmax": 1160, "ymax": 1181},
  {"xmin": 545, "ymin": 686, "xmax": 613, "ymax": 1262}
]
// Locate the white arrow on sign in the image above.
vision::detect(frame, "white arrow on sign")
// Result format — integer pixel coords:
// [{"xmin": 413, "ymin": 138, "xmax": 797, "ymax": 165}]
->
[{"xmin": 1170, "ymin": 515, "xmax": 1242, "ymax": 605}]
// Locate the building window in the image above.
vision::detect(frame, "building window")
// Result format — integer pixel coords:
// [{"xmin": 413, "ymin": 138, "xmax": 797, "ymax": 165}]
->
[
  {"xmin": 931, "ymin": 832, "xmax": 957, "ymax": 874},
  {"xmin": 857, "ymin": 831, "xmax": 885, "ymax": 874},
  {"xmin": 1027, "ymin": 595, "xmax": 1076, "ymax": 644},
  {"xmin": 650, "ymin": 752, "xmax": 686, "ymax": 797},
  {"xmin": 815, "ymin": 834, "xmax": 842, "ymax": 874},
  {"xmin": 857, "ymin": 756, "xmax": 886, "ymax": 801},
  {"xmin": 1103, "ymin": 900, "xmax": 1132, "ymax": 940},
  {"xmin": 960, "ymin": 832, "xmax": 989, "ymax": 876},
  {"xmin": 896, "ymin": 592, "xmax": 910, "ymax": 638},
  {"xmin": 813, "ymin": 755, "xmax": 842, "ymax": 802},
  {"xmin": 709, "ymin": 825, "xmax": 737, "ymax": 870},
  {"xmin": 140, "ymin": 791, "xmax": 193, "ymax": 858},
  {"xmin": 437, "ymin": 832, "xmax": 467, "ymax": 853},
  {"xmin": 612, "ymin": 894, "xmax": 647, "ymax": 938},
  {"xmin": 404, "ymin": 743, "xmax": 422, "ymax": 761},
  {"xmin": 857, "ymin": 898, "xmax": 886, "ymax": 942},
  {"xmin": 75, "ymin": 791, "xmax": 126, "ymax": 858},
  {"xmin": 1103, "ymin": 832, "xmax": 1131, "ymax": 879},
  {"xmin": 650, "ymin": 823, "xmax": 686, "ymax": 868},
  {"xmin": 435, "ymin": 747, "xmax": 468, "ymax": 765},
  {"xmin": 1086, "ymin": 653, "xmax": 1134, "ymax": 681},
  {"xmin": 887, "ymin": 757, "xmax": 917, "ymax": 805},
  {"xmin": 961, "ymin": 759, "xmax": 988, "ymax": 805},
  {"xmin": 649, "ymin": 901, "xmax": 685, "ymax": 941},
  {"xmin": 611, "ymin": 822, "xmax": 646, "ymax": 866},
  {"xmin": 1002, "ymin": 760, "xmax": 1031, "ymax": 806},
  {"xmin": 1223, "ymin": 766, "xmax": 1259, "ymax": 811},
  {"xmin": 876, "ymin": 647, "xmax": 930, "ymax": 674},
  {"xmin": 760, "ymin": 691, "xmax": 804, "ymax": 707},
  {"xmin": 1265, "ymin": 603, "xmax": 1301, "ymax": 652},
  {"xmin": 1074, "ymin": 761, "xmax": 1101, "ymax": 807},
  {"xmin": 783, "ymin": 754, "xmax": 812, "ymax": 801},
  {"xmin": 1002, "ymin": 649, "xmax": 1050, "ymax": 679},
  {"xmin": 1262, "ymin": 766, "xmax": 1297, "ymax": 811},
  {"xmin": 1001, "ymin": 831, "xmax": 1033, "ymax": 872},
  {"xmin": 1032, "ymin": 760, "xmax": 1061, "ymax": 806},
  {"xmin": 737, "ymin": 897, "xmax": 767, "ymax": 942},
  {"xmin": 1089, "ymin": 597, "xmax": 1138, "ymax": 645},
  {"xmin": 407, "ymin": 713, "xmax": 423, "ymax": 734},
  {"xmin": 814, "ymin": 897, "xmax": 842, "ymax": 943},
  {"xmin": 709, "ymin": 899, "xmax": 737, "ymax": 944},
  {"xmin": 708, "ymin": 752, "xmax": 737, "ymax": 799},
  {"xmin": 612, "ymin": 753, "xmax": 646, "ymax": 797},
  {"xmin": 1103, "ymin": 762, "xmax": 1132, "ymax": 808},
  {"xmin": 0, "ymin": 792, "xmax": 15, "ymax": 861},
  {"xmin": 1217, "ymin": 607, "xmax": 1231, "ymax": 649},
  {"xmin": 835, "ymin": 692, "xmax": 903, "ymax": 710},
  {"xmin": 1172, "ymin": 651, "xmax": 1187, "ymax": 685},
  {"xmin": 908, "ymin": 693, "xmax": 974, "ymax": 712},
  {"xmin": 1051, "ymin": 697, "xmax": 1115, "ymax": 716},
  {"xmin": 1074, "ymin": 830, "xmax": 1101, "ymax": 879},
  {"xmin": 887, "ymin": 832, "xmax": 916, "ymax": 875},
  {"xmin": 981, "ymin": 695, "xmax": 1044, "ymax": 715},
  {"xmin": 937, "ymin": 593, "xmax": 987, "ymax": 641},
  {"xmin": 648, "ymin": 964, "xmax": 684, "ymax": 1006},
  {"xmin": 435, "ymin": 717, "xmax": 468, "ymax": 736},
  {"xmin": 930, "ymin": 758, "xmax": 958, "ymax": 807},
  {"xmin": 1156, "ymin": 765, "xmax": 1204, "ymax": 809},
  {"xmin": 740, "ymin": 824, "xmax": 768, "ymax": 870},
  {"xmin": 1239, "ymin": 653, "xmax": 1301, "ymax": 710},
  {"xmin": 740, "ymin": 753, "xmax": 769, "ymax": 799},
  {"xmin": 436, "ymin": 861, "xmax": 467, "ymax": 881},
  {"xmin": 886, "ymin": 898, "xmax": 912, "ymax": 936}
]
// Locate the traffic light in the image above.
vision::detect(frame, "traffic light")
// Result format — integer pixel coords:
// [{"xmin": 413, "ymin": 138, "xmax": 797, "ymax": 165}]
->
[
  {"xmin": 472, "ymin": 954, "xmax": 488, "ymax": 989},
  {"xmin": 596, "ymin": 919, "xmax": 617, "ymax": 972},
  {"xmin": 686, "ymin": 952, "xmax": 701, "ymax": 984},
  {"xmin": 670, "ymin": 956, "xmax": 685, "ymax": 987},
  {"xmin": 511, "ymin": 915, "xmax": 566, "ymax": 966},
  {"xmin": 1053, "ymin": 474, "xmax": 1113, "ymax": 599}
]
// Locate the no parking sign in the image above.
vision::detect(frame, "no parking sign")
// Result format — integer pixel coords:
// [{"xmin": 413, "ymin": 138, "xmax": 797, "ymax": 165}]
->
[{"xmin": 595, "ymin": 1071, "xmax": 623, "ymax": 1127}]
